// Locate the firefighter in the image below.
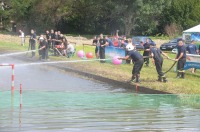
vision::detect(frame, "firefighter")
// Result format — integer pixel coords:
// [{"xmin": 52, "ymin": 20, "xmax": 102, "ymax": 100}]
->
[
  {"xmin": 175, "ymin": 39, "xmax": 186, "ymax": 79},
  {"xmin": 150, "ymin": 43, "xmax": 170, "ymax": 82},
  {"xmin": 118, "ymin": 43, "xmax": 144, "ymax": 83}
]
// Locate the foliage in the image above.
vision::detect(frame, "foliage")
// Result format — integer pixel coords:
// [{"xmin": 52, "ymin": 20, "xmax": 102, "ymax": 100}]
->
[{"xmin": 1, "ymin": 0, "xmax": 200, "ymax": 36}]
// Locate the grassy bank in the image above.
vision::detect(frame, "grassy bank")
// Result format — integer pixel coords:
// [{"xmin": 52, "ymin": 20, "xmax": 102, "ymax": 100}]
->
[{"xmin": 0, "ymin": 34, "xmax": 200, "ymax": 94}]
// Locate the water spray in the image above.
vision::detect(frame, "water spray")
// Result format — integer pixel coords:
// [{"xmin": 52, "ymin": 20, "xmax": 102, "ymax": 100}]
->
[{"xmin": 15, "ymin": 58, "xmax": 112, "ymax": 67}]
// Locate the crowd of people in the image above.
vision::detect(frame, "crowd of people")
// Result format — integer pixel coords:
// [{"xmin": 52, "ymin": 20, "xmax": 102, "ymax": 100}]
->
[
  {"xmin": 19, "ymin": 29, "xmax": 75, "ymax": 61},
  {"xmin": 92, "ymin": 33, "xmax": 193, "ymax": 83},
  {"xmin": 19, "ymin": 29, "xmax": 198, "ymax": 82}
]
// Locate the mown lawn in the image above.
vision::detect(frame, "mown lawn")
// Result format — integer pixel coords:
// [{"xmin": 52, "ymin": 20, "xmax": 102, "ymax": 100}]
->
[{"xmin": 0, "ymin": 36, "xmax": 200, "ymax": 94}]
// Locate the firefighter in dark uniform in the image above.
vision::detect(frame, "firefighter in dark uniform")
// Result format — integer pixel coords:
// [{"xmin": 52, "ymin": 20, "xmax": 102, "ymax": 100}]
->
[
  {"xmin": 29, "ymin": 29, "xmax": 37, "ymax": 58},
  {"xmin": 99, "ymin": 34, "xmax": 108, "ymax": 63},
  {"xmin": 175, "ymin": 39, "xmax": 186, "ymax": 79},
  {"xmin": 38, "ymin": 35, "xmax": 48, "ymax": 61},
  {"xmin": 143, "ymin": 39, "xmax": 150, "ymax": 66},
  {"xmin": 150, "ymin": 43, "xmax": 169, "ymax": 82},
  {"xmin": 119, "ymin": 44, "xmax": 144, "ymax": 83}
]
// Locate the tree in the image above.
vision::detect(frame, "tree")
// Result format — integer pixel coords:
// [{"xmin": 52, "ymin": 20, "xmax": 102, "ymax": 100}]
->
[{"xmin": 160, "ymin": 0, "xmax": 200, "ymax": 34}]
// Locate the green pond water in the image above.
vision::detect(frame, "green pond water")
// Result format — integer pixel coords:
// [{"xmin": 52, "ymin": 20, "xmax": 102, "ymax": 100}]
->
[{"xmin": 0, "ymin": 91, "xmax": 200, "ymax": 132}]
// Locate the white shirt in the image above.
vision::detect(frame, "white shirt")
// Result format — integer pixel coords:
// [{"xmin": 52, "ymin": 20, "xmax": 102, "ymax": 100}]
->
[{"xmin": 67, "ymin": 44, "xmax": 75, "ymax": 52}]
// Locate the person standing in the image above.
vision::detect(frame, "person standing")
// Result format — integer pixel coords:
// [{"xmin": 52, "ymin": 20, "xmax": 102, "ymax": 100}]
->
[
  {"xmin": 150, "ymin": 43, "xmax": 169, "ymax": 82},
  {"xmin": 50, "ymin": 29, "xmax": 55, "ymax": 49},
  {"xmin": 92, "ymin": 36, "xmax": 100, "ymax": 59},
  {"xmin": 29, "ymin": 29, "xmax": 37, "ymax": 58},
  {"xmin": 99, "ymin": 34, "xmax": 108, "ymax": 63},
  {"xmin": 175, "ymin": 40, "xmax": 186, "ymax": 79},
  {"xmin": 46, "ymin": 30, "xmax": 51, "ymax": 49},
  {"xmin": 38, "ymin": 34, "xmax": 48, "ymax": 61},
  {"xmin": 143, "ymin": 39, "xmax": 150, "ymax": 66},
  {"xmin": 119, "ymin": 44, "xmax": 144, "ymax": 83},
  {"xmin": 124, "ymin": 38, "xmax": 134, "ymax": 64},
  {"xmin": 186, "ymin": 40, "xmax": 198, "ymax": 54},
  {"xmin": 186, "ymin": 40, "xmax": 198, "ymax": 73},
  {"xmin": 105, "ymin": 36, "xmax": 114, "ymax": 47},
  {"xmin": 19, "ymin": 30, "xmax": 25, "ymax": 46}
]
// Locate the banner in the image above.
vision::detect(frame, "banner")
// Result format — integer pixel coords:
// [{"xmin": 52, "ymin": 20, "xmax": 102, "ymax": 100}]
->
[
  {"xmin": 184, "ymin": 54, "xmax": 200, "ymax": 70},
  {"xmin": 105, "ymin": 46, "xmax": 125, "ymax": 63}
]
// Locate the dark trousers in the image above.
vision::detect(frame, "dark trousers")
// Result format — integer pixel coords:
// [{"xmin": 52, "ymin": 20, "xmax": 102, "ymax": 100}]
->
[
  {"xmin": 125, "ymin": 51, "xmax": 131, "ymax": 64},
  {"xmin": 177, "ymin": 58, "xmax": 186, "ymax": 72},
  {"xmin": 52, "ymin": 41, "xmax": 55, "ymax": 49},
  {"xmin": 31, "ymin": 43, "xmax": 36, "ymax": 57},
  {"xmin": 143, "ymin": 51, "xmax": 149, "ymax": 65},
  {"xmin": 48, "ymin": 41, "xmax": 51, "ymax": 49},
  {"xmin": 99, "ymin": 48, "xmax": 105, "ymax": 63},
  {"xmin": 132, "ymin": 59, "xmax": 144, "ymax": 75},
  {"xmin": 144, "ymin": 58, "xmax": 149, "ymax": 65},
  {"xmin": 155, "ymin": 58, "xmax": 164, "ymax": 77},
  {"xmin": 41, "ymin": 49, "xmax": 46, "ymax": 59},
  {"xmin": 45, "ymin": 47, "xmax": 49, "ymax": 59}
]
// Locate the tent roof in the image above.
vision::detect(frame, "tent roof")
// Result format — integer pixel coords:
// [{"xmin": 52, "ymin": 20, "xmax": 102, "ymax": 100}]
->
[{"xmin": 183, "ymin": 24, "xmax": 200, "ymax": 33}]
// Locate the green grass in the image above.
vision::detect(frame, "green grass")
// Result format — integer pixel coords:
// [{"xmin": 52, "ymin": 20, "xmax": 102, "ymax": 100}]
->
[
  {"xmin": 1, "ymin": 36, "xmax": 200, "ymax": 94},
  {"xmin": 75, "ymin": 45, "xmax": 200, "ymax": 94},
  {"xmin": 0, "ymin": 41, "xmax": 28, "ymax": 51}
]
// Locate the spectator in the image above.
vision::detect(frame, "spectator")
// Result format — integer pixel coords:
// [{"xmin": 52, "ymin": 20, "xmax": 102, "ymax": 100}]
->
[
  {"xmin": 175, "ymin": 40, "xmax": 186, "ymax": 79},
  {"xmin": 46, "ymin": 30, "xmax": 51, "ymax": 49},
  {"xmin": 186, "ymin": 40, "xmax": 198, "ymax": 73},
  {"xmin": 99, "ymin": 34, "xmax": 108, "ymax": 63},
  {"xmin": 186, "ymin": 40, "xmax": 198, "ymax": 54},
  {"xmin": 61, "ymin": 35, "xmax": 68, "ymax": 56},
  {"xmin": 19, "ymin": 30, "xmax": 25, "ymax": 46},
  {"xmin": 118, "ymin": 44, "xmax": 144, "ymax": 83},
  {"xmin": 29, "ymin": 29, "xmax": 37, "ymax": 58},
  {"xmin": 143, "ymin": 39, "xmax": 151, "ymax": 66},
  {"xmin": 120, "ymin": 37, "xmax": 128, "ymax": 49},
  {"xmin": 150, "ymin": 43, "xmax": 169, "ymax": 82},
  {"xmin": 66, "ymin": 43, "xmax": 75, "ymax": 58},
  {"xmin": 105, "ymin": 36, "xmax": 114, "ymax": 47},
  {"xmin": 50, "ymin": 29, "xmax": 55, "ymax": 49},
  {"xmin": 92, "ymin": 36, "xmax": 100, "ymax": 59}
]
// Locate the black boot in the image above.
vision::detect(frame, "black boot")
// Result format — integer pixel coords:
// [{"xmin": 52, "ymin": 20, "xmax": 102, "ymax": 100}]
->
[
  {"xmin": 176, "ymin": 72, "xmax": 181, "ymax": 78},
  {"xmin": 136, "ymin": 75, "xmax": 140, "ymax": 83},
  {"xmin": 162, "ymin": 76, "xmax": 167, "ymax": 83},
  {"xmin": 157, "ymin": 76, "xmax": 162, "ymax": 82},
  {"xmin": 181, "ymin": 72, "xmax": 185, "ymax": 79},
  {"xmin": 128, "ymin": 75, "xmax": 135, "ymax": 82}
]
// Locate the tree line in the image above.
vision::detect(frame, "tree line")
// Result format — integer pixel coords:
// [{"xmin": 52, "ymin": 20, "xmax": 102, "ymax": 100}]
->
[{"xmin": 1, "ymin": 0, "xmax": 200, "ymax": 36}]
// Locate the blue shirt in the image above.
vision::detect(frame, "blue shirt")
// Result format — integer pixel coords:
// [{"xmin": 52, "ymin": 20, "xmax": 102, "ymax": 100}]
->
[
  {"xmin": 107, "ymin": 38, "xmax": 114, "ymax": 47},
  {"xmin": 128, "ymin": 50, "xmax": 143, "ymax": 62},
  {"xmin": 177, "ymin": 45, "xmax": 186, "ymax": 59},
  {"xmin": 186, "ymin": 44, "xmax": 197, "ymax": 54}
]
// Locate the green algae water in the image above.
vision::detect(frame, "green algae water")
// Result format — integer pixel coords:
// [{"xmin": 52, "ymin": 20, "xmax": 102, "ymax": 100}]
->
[{"xmin": 0, "ymin": 91, "xmax": 200, "ymax": 132}]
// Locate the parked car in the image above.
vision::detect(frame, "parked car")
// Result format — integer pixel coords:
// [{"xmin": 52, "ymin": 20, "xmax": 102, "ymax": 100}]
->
[
  {"xmin": 132, "ymin": 36, "xmax": 156, "ymax": 50},
  {"xmin": 160, "ymin": 37, "xmax": 182, "ymax": 51}
]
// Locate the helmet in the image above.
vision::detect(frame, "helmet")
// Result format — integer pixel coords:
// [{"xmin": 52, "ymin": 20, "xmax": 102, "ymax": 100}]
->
[{"xmin": 126, "ymin": 44, "xmax": 134, "ymax": 51}]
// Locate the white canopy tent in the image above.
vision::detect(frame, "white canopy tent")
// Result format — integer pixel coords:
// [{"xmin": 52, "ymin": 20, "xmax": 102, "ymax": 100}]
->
[
  {"xmin": 183, "ymin": 24, "xmax": 200, "ymax": 33},
  {"xmin": 182, "ymin": 24, "xmax": 200, "ymax": 44}
]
